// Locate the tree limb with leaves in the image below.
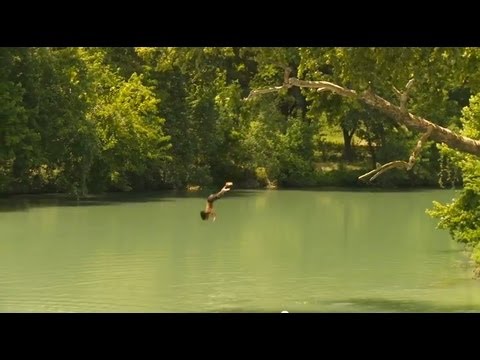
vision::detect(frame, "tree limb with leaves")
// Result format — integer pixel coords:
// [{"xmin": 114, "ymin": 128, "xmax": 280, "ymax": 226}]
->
[{"xmin": 246, "ymin": 68, "xmax": 480, "ymax": 181}]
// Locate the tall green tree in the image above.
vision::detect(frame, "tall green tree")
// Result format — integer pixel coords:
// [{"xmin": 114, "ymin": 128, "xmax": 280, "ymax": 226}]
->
[
  {"xmin": 79, "ymin": 47, "xmax": 171, "ymax": 193},
  {"xmin": 428, "ymin": 92, "xmax": 480, "ymax": 274},
  {"xmin": 0, "ymin": 48, "xmax": 32, "ymax": 192}
]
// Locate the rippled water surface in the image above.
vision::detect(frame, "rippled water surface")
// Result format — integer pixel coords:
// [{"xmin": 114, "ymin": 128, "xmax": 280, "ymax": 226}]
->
[{"xmin": 1, "ymin": 189, "xmax": 479, "ymax": 312}]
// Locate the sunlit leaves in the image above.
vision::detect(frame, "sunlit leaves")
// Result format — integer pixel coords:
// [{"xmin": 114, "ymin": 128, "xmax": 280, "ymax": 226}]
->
[
  {"xmin": 79, "ymin": 48, "xmax": 171, "ymax": 191},
  {"xmin": 428, "ymin": 92, "xmax": 480, "ymax": 270}
]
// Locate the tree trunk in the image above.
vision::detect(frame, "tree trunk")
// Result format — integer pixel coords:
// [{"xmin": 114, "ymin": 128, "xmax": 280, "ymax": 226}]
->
[
  {"xmin": 341, "ymin": 127, "xmax": 355, "ymax": 162},
  {"xmin": 365, "ymin": 134, "xmax": 377, "ymax": 170}
]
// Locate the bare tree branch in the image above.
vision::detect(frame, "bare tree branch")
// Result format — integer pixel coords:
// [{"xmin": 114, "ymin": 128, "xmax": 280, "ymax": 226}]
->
[
  {"xmin": 245, "ymin": 67, "xmax": 293, "ymax": 100},
  {"xmin": 393, "ymin": 78, "xmax": 415, "ymax": 113},
  {"xmin": 359, "ymin": 161, "xmax": 409, "ymax": 182},
  {"xmin": 284, "ymin": 67, "xmax": 292, "ymax": 85},
  {"xmin": 245, "ymin": 86, "xmax": 286, "ymax": 100},
  {"xmin": 406, "ymin": 125, "xmax": 433, "ymax": 170},
  {"xmin": 358, "ymin": 126, "xmax": 434, "ymax": 182},
  {"xmin": 392, "ymin": 86, "xmax": 402, "ymax": 97},
  {"xmin": 246, "ymin": 76, "xmax": 480, "ymax": 174},
  {"xmin": 405, "ymin": 78, "xmax": 415, "ymax": 91}
]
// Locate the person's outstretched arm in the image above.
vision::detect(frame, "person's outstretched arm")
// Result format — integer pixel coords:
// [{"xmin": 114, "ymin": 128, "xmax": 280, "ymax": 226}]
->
[{"xmin": 207, "ymin": 182, "xmax": 233, "ymax": 202}]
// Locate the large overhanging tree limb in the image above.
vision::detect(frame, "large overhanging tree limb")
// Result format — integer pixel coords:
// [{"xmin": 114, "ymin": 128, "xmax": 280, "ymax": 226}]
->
[{"xmin": 246, "ymin": 71, "xmax": 480, "ymax": 181}]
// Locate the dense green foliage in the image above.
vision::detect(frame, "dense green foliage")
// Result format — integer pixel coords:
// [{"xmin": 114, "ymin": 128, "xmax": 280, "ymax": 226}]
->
[
  {"xmin": 2, "ymin": 46, "xmax": 480, "ymax": 272},
  {"xmin": 4, "ymin": 47, "xmax": 474, "ymax": 195},
  {"xmin": 427, "ymin": 92, "xmax": 480, "ymax": 273}
]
